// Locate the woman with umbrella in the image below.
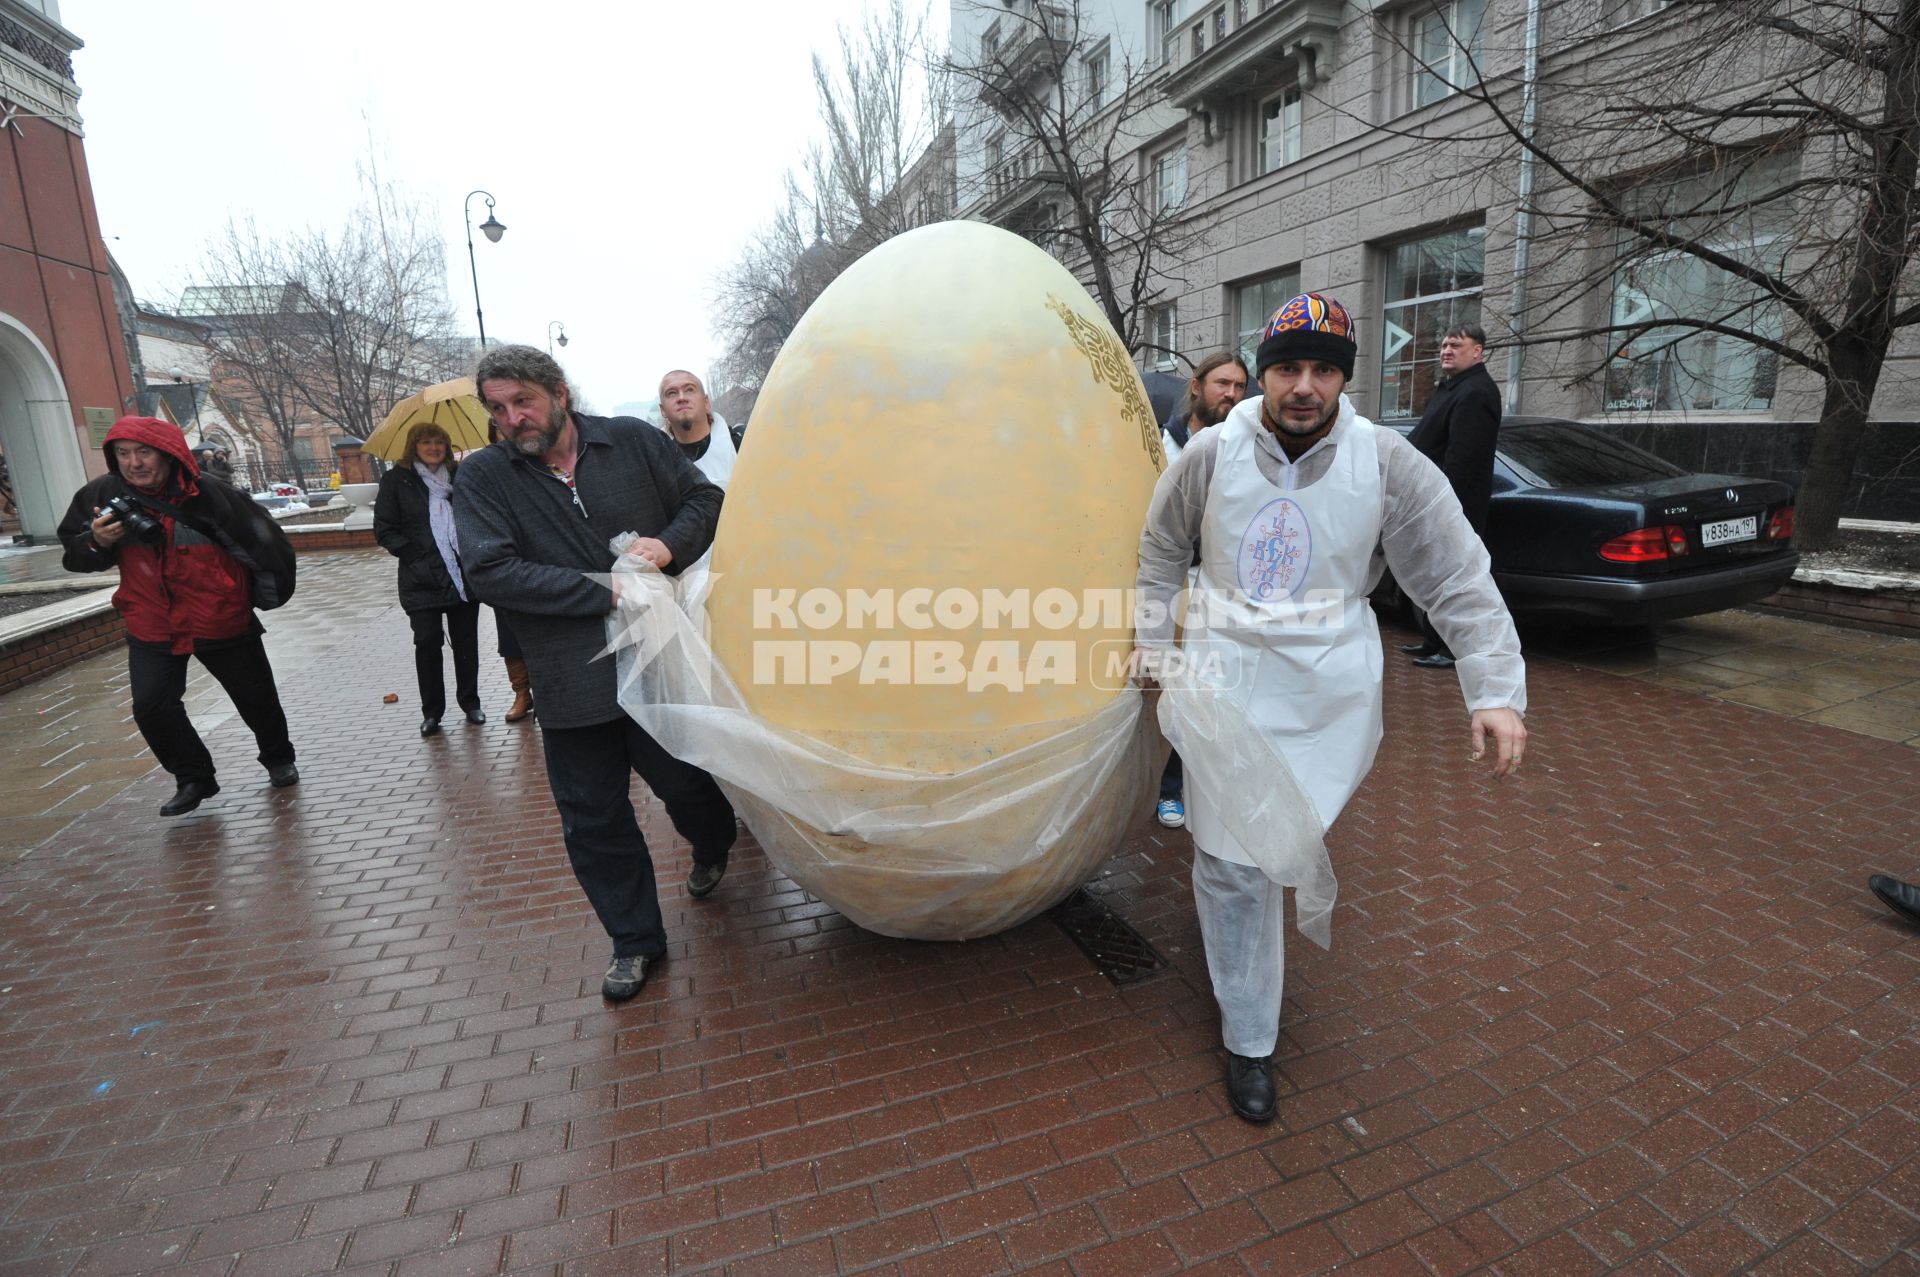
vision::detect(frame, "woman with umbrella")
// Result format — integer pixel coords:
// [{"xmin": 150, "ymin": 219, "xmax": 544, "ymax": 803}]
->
[
  {"xmin": 374, "ymin": 421, "xmax": 487, "ymax": 734},
  {"xmin": 370, "ymin": 379, "xmax": 507, "ymax": 735}
]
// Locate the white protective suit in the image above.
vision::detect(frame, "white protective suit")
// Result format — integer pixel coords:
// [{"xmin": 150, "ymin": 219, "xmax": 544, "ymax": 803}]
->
[{"xmin": 1136, "ymin": 393, "xmax": 1526, "ymax": 1056}]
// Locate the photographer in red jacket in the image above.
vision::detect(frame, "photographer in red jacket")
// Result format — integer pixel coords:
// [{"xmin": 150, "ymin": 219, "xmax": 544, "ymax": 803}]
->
[{"xmin": 57, "ymin": 417, "xmax": 300, "ymax": 816}]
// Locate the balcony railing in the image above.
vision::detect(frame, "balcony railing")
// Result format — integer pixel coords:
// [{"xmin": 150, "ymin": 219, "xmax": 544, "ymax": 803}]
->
[
  {"xmin": 977, "ymin": 0, "xmax": 1075, "ymax": 107},
  {"xmin": 1160, "ymin": 0, "xmax": 1340, "ymax": 107}
]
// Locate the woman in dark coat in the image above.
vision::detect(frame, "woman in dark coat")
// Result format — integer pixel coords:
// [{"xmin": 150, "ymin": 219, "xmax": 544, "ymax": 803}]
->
[{"xmin": 374, "ymin": 424, "xmax": 486, "ymax": 735}]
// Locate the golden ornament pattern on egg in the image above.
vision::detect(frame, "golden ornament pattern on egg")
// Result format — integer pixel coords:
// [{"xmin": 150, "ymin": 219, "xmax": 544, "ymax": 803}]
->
[{"xmin": 1045, "ymin": 293, "xmax": 1165, "ymax": 471}]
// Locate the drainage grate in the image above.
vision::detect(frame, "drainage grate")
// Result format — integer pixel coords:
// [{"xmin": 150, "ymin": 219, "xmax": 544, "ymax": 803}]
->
[{"xmin": 1048, "ymin": 888, "xmax": 1165, "ymax": 986}]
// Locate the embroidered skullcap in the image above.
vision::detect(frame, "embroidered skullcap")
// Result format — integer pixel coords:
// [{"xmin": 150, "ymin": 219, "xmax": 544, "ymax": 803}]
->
[{"xmin": 1256, "ymin": 293, "xmax": 1356, "ymax": 380}]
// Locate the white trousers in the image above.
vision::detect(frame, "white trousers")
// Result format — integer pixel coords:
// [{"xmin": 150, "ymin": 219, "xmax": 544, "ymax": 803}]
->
[{"xmin": 1193, "ymin": 849, "xmax": 1287, "ymax": 1057}]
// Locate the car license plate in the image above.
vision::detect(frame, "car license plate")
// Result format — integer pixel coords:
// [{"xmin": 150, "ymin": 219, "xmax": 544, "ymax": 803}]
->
[{"xmin": 1701, "ymin": 515, "xmax": 1757, "ymax": 547}]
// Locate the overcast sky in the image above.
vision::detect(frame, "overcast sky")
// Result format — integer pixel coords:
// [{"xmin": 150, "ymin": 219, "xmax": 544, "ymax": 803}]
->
[{"xmin": 64, "ymin": 0, "xmax": 894, "ymax": 415}]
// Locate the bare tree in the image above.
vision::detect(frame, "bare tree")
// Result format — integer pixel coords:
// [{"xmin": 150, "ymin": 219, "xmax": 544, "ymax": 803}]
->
[
  {"xmin": 713, "ymin": 0, "xmax": 950, "ymax": 393},
  {"xmin": 286, "ymin": 187, "xmax": 463, "ymax": 440},
  {"xmin": 1386, "ymin": 0, "xmax": 1918, "ymax": 548},
  {"xmin": 946, "ymin": 0, "xmax": 1205, "ymax": 360},
  {"xmin": 188, "ymin": 228, "xmax": 316, "ymax": 489},
  {"xmin": 189, "ymin": 182, "xmax": 462, "ymax": 489}
]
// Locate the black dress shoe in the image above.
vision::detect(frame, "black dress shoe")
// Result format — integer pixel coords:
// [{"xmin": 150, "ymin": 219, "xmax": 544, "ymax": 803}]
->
[
  {"xmin": 1225, "ymin": 1053, "xmax": 1275, "ymax": 1123},
  {"xmin": 1869, "ymin": 875, "xmax": 1920, "ymax": 926},
  {"xmin": 464, "ymin": 707, "xmax": 487, "ymax": 725},
  {"xmin": 267, "ymin": 762, "xmax": 299, "ymax": 788},
  {"xmin": 1411, "ymin": 652, "xmax": 1457, "ymax": 669},
  {"xmin": 420, "ymin": 717, "xmax": 442, "ymax": 736},
  {"xmin": 160, "ymin": 778, "xmax": 220, "ymax": 817},
  {"xmin": 1399, "ymin": 641, "xmax": 1436, "ymax": 655}
]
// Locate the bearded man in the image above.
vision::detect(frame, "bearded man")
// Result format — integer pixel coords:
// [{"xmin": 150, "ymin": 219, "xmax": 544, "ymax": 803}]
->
[
  {"xmin": 452, "ymin": 345, "xmax": 737, "ymax": 1003},
  {"xmin": 1133, "ymin": 295, "xmax": 1528, "ymax": 1122}
]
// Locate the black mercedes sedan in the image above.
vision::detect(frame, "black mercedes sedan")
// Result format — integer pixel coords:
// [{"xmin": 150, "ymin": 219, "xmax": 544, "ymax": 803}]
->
[{"xmin": 1378, "ymin": 417, "xmax": 1800, "ymax": 626}]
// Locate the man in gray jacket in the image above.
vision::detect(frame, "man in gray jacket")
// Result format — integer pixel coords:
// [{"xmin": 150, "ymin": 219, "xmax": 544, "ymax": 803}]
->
[{"xmin": 454, "ymin": 345, "xmax": 736, "ymax": 1002}]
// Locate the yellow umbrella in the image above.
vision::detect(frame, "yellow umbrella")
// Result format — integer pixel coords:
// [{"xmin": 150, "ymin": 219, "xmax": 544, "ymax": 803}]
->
[{"xmin": 365, "ymin": 378, "xmax": 494, "ymax": 461}]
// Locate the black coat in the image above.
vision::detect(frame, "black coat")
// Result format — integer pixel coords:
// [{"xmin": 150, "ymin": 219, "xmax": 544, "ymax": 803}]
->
[
  {"xmin": 373, "ymin": 465, "xmax": 467, "ymax": 613},
  {"xmin": 452, "ymin": 412, "xmax": 723, "ymax": 729},
  {"xmin": 1406, "ymin": 361, "xmax": 1502, "ymax": 535}
]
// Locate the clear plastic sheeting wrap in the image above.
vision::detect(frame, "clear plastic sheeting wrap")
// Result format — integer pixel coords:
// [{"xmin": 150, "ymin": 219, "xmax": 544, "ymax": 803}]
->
[
  {"xmin": 1156, "ymin": 664, "xmax": 1337, "ymax": 949},
  {"xmin": 603, "ymin": 548, "xmax": 1160, "ymax": 941}
]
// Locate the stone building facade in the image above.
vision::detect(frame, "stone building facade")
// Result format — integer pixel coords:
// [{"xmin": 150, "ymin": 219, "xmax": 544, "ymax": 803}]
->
[{"xmin": 949, "ymin": 0, "xmax": 1919, "ymax": 517}]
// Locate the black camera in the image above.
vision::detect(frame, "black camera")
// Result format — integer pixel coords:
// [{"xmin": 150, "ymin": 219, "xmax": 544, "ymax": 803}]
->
[{"xmin": 103, "ymin": 495, "xmax": 165, "ymax": 546}]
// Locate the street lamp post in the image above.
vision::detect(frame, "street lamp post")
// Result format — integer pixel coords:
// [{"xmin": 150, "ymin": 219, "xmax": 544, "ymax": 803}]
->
[
  {"xmin": 463, "ymin": 189, "xmax": 507, "ymax": 347},
  {"xmin": 547, "ymin": 321, "xmax": 568, "ymax": 355}
]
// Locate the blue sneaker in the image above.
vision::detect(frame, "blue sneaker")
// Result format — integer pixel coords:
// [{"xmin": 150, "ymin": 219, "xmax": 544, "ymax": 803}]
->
[{"xmin": 1156, "ymin": 797, "xmax": 1186, "ymax": 828}]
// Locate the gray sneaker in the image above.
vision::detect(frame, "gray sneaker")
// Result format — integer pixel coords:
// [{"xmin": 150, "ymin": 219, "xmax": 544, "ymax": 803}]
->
[{"xmin": 601, "ymin": 954, "xmax": 652, "ymax": 1002}]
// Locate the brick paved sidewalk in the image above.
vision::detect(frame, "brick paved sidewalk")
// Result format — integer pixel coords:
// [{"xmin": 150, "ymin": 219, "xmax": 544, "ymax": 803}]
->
[{"xmin": 0, "ymin": 552, "xmax": 1915, "ymax": 1276}]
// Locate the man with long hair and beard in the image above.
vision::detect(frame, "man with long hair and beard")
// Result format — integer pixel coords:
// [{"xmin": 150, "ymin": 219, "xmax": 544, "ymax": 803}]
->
[{"xmin": 453, "ymin": 345, "xmax": 737, "ymax": 1003}]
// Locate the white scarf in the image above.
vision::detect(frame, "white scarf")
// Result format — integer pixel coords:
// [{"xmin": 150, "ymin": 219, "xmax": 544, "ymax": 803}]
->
[{"xmin": 415, "ymin": 462, "xmax": 467, "ymax": 602}]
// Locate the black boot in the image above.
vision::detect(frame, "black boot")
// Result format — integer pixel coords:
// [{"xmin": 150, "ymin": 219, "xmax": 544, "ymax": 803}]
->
[
  {"xmin": 1225, "ymin": 1053, "xmax": 1275, "ymax": 1123},
  {"xmin": 1869, "ymin": 874, "xmax": 1920, "ymax": 925},
  {"xmin": 415, "ymin": 643, "xmax": 446, "ymax": 726},
  {"xmin": 160, "ymin": 778, "xmax": 220, "ymax": 816}
]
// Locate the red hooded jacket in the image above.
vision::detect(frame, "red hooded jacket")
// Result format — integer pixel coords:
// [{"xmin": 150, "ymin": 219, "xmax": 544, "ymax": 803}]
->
[{"xmin": 56, "ymin": 417, "xmax": 257, "ymax": 653}]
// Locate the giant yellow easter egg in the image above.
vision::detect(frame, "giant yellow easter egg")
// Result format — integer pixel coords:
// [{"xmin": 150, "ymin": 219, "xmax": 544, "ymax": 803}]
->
[{"xmin": 707, "ymin": 221, "xmax": 1165, "ymax": 940}]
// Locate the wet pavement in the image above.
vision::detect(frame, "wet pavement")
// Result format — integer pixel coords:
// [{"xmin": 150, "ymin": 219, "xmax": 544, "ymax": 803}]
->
[
  {"xmin": 1533, "ymin": 610, "xmax": 1920, "ymax": 749},
  {"xmin": 0, "ymin": 545, "xmax": 104, "ymax": 589},
  {"xmin": 0, "ymin": 548, "xmax": 1915, "ymax": 1276}
]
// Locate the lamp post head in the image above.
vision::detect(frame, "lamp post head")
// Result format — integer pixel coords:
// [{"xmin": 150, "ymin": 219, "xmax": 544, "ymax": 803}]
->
[
  {"xmin": 480, "ymin": 214, "xmax": 506, "ymax": 243},
  {"xmin": 557, "ymin": 332, "xmax": 569, "ymax": 348}
]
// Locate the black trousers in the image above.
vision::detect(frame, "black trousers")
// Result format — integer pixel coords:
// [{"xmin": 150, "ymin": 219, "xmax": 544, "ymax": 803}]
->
[
  {"xmin": 1416, "ymin": 609, "xmax": 1454, "ymax": 659},
  {"xmin": 127, "ymin": 635, "xmax": 295, "ymax": 783},
  {"xmin": 540, "ymin": 716, "xmax": 738, "ymax": 959},
  {"xmin": 1160, "ymin": 749, "xmax": 1184, "ymax": 800},
  {"xmin": 495, "ymin": 613, "xmax": 522, "ymax": 662},
  {"xmin": 409, "ymin": 602, "xmax": 481, "ymax": 719}
]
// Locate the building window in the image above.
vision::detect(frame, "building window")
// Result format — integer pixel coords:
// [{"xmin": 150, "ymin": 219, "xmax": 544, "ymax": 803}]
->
[
  {"xmin": 1259, "ymin": 87, "xmax": 1301, "ymax": 175},
  {"xmin": 1149, "ymin": 303, "xmax": 1179, "ymax": 370},
  {"xmin": 1379, "ymin": 226, "xmax": 1485, "ymax": 419},
  {"xmin": 1604, "ymin": 158, "xmax": 1790, "ymax": 414},
  {"xmin": 1234, "ymin": 268, "xmax": 1302, "ymax": 373},
  {"xmin": 1605, "ymin": 0, "xmax": 1669, "ymax": 25},
  {"xmin": 1412, "ymin": 0, "xmax": 1488, "ymax": 109},
  {"xmin": 1085, "ymin": 46, "xmax": 1110, "ymax": 108},
  {"xmin": 1152, "ymin": 144, "xmax": 1188, "ymax": 215},
  {"xmin": 1149, "ymin": 0, "xmax": 1177, "ymax": 60}
]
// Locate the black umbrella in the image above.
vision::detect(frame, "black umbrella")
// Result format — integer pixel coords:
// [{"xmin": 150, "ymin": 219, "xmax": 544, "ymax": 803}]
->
[{"xmin": 1140, "ymin": 369, "xmax": 1188, "ymax": 426}]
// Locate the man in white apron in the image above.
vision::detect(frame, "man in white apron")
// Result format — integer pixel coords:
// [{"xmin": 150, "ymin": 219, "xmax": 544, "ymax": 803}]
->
[
  {"xmin": 658, "ymin": 369, "xmax": 741, "ymax": 489},
  {"xmin": 1134, "ymin": 293, "xmax": 1529, "ymax": 1122}
]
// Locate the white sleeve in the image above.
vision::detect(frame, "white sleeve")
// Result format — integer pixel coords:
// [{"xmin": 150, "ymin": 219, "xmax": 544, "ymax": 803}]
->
[
  {"xmin": 1133, "ymin": 433, "xmax": 1216, "ymax": 648},
  {"xmin": 1377, "ymin": 431, "xmax": 1528, "ymax": 715}
]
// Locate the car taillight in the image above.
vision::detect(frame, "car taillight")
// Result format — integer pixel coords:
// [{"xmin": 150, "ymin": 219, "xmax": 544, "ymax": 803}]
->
[
  {"xmin": 1766, "ymin": 506, "xmax": 1795, "ymax": 541},
  {"xmin": 1600, "ymin": 525, "xmax": 1690, "ymax": 562}
]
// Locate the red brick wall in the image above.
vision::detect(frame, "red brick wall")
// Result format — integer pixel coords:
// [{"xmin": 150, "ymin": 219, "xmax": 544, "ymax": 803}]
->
[
  {"xmin": 286, "ymin": 528, "xmax": 380, "ymax": 551},
  {"xmin": 0, "ymin": 606, "xmax": 125, "ymax": 697},
  {"xmin": 0, "ymin": 116, "xmax": 136, "ymax": 480}
]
